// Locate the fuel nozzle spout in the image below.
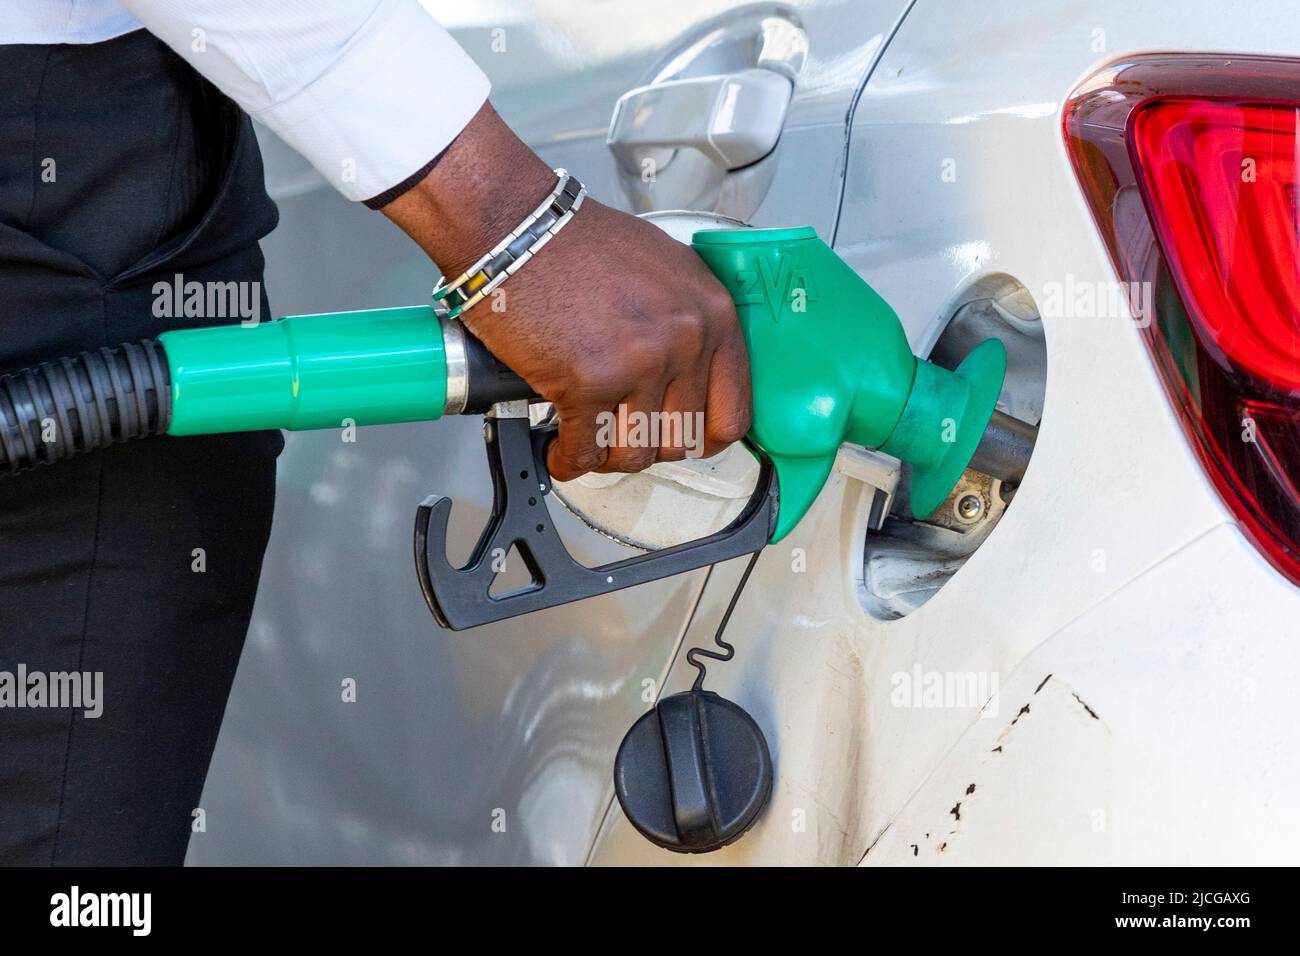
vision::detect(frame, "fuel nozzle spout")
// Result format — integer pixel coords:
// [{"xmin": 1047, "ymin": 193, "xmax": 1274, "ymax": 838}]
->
[
  {"xmin": 969, "ymin": 409, "xmax": 1037, "ymax": 488},
  {"xmin": 873, "ymin": 337, "xmax": 1009, "ymax": 518}
]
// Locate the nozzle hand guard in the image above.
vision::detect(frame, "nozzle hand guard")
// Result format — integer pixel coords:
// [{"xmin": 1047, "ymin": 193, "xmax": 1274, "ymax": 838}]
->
[{"xmin": 413, "ymin": 404, "xmax": 778, "ymax": 630}]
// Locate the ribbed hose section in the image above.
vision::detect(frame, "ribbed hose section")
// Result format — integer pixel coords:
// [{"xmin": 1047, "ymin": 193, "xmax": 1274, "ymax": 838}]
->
[{"xmin": 0, "ymin": 340, "xmax": 172, "ymax": 476}]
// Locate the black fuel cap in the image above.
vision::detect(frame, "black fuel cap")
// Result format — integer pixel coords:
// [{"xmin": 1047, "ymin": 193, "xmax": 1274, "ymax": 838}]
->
[{"xmin": 614, "ymin": 690, "xmax": 772, "ymax": 853}]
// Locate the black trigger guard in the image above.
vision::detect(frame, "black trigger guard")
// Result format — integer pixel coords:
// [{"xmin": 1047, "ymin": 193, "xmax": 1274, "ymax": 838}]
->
[
  {"xmin": 527, "ymin": 416, "xmax": 556, "ymax": 489},
  {"xmin": 414, "ymin": 411, "xmax": 778, "ymax": 631}
]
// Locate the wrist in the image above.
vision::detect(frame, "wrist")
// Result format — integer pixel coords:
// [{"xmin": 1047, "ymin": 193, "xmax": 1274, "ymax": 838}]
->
[{"xmin": 380, "ymin": 102, "xmax": 557, "ymax": 277}]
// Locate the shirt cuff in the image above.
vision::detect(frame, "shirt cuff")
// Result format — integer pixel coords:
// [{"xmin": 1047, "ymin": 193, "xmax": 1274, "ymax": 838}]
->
[
  {"xmin": 253, "ymin": 0, "xmax": 490, "ymax": 203},
  {"xmin": 361, "ymin": 141, "xmax": 452, "ymax": 210}
]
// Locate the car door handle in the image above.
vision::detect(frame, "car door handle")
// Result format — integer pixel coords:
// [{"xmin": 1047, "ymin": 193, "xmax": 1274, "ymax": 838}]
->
[{"xmin": 607, "ymin": 68, "xmax": 792, "ymax": 175}]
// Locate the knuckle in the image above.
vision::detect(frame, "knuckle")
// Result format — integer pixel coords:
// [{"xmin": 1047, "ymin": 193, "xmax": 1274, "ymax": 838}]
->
[
  {"xmin": 624, "ymin": 335, "xmax": 662, "ymax": 376},
  {"xmin": 569, "ymin": 443, "xmax": 608, "ymax": 472},
  {"xmin": 604, "ymin": 448, "xmax": 655, "ymax": 474},
  {"xmin": 670, "ymin": 308, "xmax": 709, "ymax": 354},
  {"xmin": 554, "ymin": 454, "xmax": 598, "ymax": 481},
  {"xmin": 547, "ymin": 456, "xmax": 580, "ymax": 482},
  {"xmin": 569, "ymin": 364, "xmax": 620, "ymax": 398},
  {"xmin": 710, "ymin": 408, "xmax": 752, "ymax": 443},
  {"xmin": 704, "ymin": 286, "xmax": 737, "ymax": 321},
  {"xmin": 551, "ymin": 426, "xmax": 609, "ymax": 477}
]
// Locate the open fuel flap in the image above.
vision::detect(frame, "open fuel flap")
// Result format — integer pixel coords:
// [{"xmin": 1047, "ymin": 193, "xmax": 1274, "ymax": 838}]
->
[{"xmin": 859, "ymin": 275, "xmax": 1044, "ymax": 620}]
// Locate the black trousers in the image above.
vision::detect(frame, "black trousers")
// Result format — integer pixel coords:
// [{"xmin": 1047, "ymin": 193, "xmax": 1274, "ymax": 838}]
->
[{"xmin": 0, "ymin": 31, "xmax": 282, "ymax": 865}]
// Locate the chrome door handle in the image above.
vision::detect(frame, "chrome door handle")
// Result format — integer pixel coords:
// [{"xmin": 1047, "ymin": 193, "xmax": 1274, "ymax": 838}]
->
[{"xmin": 607, "ymin": 68, "xmax": 792, "ymax": 175}]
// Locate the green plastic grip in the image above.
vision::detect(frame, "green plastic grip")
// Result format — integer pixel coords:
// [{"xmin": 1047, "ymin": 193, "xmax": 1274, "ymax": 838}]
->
[
  {"xmin": 159, "ymin": 304, "xmax": 448, "ymax": 435},
  {"xmin": 691, "ymin": 227, "xmax": 1006, "ymax": 541}
]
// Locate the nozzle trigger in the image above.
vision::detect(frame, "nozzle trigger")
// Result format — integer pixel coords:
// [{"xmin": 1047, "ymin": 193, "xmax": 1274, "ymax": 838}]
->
[{"xmin": 414, "ymin": 405, "xmax": 778, "ymax": 630}]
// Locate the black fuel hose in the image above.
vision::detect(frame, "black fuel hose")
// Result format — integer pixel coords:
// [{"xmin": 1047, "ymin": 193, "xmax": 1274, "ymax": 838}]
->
[{"xmin": 0, "ymin": 340, "xmax": 171, "ymax": 477}]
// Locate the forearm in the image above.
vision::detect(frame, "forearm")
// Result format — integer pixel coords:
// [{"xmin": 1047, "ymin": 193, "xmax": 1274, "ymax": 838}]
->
[{"xmin": 378, "ymin": 103, "xmax": 557, "ymax": 277}]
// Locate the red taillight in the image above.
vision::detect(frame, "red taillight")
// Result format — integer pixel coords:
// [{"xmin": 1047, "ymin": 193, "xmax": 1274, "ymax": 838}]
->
[
  {"xmin": 1130, "ymin": 99, "xmax": 1300, "ymax": 389},
  {"xmin": 1065, "ymin": 56, "xmax": 1300, "ymax": 586}
]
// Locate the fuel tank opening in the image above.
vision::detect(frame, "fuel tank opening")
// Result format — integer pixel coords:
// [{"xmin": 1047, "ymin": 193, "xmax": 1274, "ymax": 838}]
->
[{"xmin": 860, "ymin": 275, "xmax": 1045, "ymax": 620}]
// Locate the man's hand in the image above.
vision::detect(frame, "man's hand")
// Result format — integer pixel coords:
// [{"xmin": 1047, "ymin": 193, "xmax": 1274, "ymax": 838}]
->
[{"xmin": 381, "ymin": 103, "xmax": 752, "ymax": 482}]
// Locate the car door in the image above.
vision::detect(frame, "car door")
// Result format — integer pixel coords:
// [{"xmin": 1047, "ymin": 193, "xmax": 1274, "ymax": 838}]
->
[
  {"xmin": 190, "ymin": 0, "xmax": 912, "ymax": 866},
  {"xmin": 590, "ymin": 0, "xmax": 1300, "ymax": 867}
]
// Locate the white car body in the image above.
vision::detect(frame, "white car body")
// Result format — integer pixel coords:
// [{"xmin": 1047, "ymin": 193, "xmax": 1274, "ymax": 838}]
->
[{"xmin": 189, "ymin": 0, "xmax": 1300, "ymax": 865}]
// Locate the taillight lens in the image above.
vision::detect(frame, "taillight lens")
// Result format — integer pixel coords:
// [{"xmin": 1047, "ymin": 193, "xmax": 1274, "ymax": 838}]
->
[
  {"xmin": 1131, "ymin": 99, "xmax": 1300, "ymax": 389},
  {"xmin": 1065, "ymin": 56, "xmax": 1300, "ymax": 586}
]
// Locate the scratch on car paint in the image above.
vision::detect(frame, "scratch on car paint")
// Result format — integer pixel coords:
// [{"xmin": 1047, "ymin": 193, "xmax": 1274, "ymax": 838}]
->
[
  {"xmin": 1072, "ymin": 692, "xmax": 1101, "ymax": 720},
  {"xmin": 862, "ymin": 676, "xmax": 1110, "ymax": 864},
  {"xmin": 812, "ymin": 637, "xmax": 871, "ymax": 860},
  {"xmin": 859, "ymin": 819, "xmax": 893, "ymax": 860},
  {"xmin": 816, "ymin": 798, "xmax": 853, "ymax": 842}
]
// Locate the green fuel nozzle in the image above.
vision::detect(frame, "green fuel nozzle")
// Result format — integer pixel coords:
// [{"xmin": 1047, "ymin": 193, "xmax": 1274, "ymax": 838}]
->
[{"xmin": 691, "ymin": 226, "xmax": 1008, "ymax": 540}]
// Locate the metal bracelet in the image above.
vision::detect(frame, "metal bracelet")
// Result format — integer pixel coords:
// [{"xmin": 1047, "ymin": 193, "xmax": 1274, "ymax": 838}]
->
[{"xmin": 432, "ymin": 168, "xmax": 587, "ymax": 320}]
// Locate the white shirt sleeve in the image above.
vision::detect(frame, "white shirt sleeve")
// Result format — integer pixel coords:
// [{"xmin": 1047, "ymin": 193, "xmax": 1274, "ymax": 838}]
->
[{"xmin": 117, "ymin": 0, "xmax": 490, "ymax": 204}]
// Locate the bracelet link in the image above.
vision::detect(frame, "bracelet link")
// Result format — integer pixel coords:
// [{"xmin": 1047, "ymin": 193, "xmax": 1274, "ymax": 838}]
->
[{"xmin": 432, "ymin": 168, "xmax": 587, "ymax": 320}]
